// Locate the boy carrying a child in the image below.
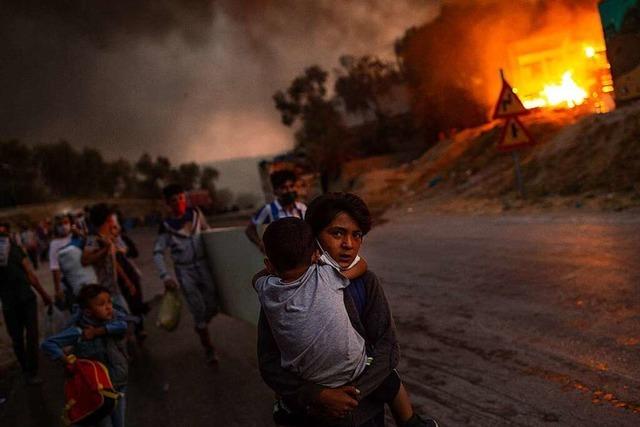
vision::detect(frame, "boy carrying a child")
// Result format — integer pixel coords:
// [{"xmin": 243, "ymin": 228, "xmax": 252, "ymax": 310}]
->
[{"xmin": 253, "ymin": 218, "xmax": 437, "ymax": 427}]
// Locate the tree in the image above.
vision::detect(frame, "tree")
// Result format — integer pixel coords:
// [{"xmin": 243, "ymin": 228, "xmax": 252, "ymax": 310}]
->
[
  {"xmin": 334, "ymin": 55, "xmax": 403, "ymax": 121},
  {"xmin": 171, "ymin": 162, "xmax": 200, "ymax": 190},
  {"xmin": 0, "ymin": 140, "xmax": 46, "ymax": 207},
  {"xmin": 334, "ymin": 55, "xmax": 414, "ymax": 155},
  {"xmin": 135, "ymin": 153, "xmax": 173, "ymax": 198},
  {"xmin": 273, "ymin": 65, "xmax": 351, "ymax": 192},
  {"xmin": 76, "ymin": 148, "xmax": 107, "ymax": 197},
  {"xmin": 199, "ymin": 166, "xmax": 219, "ymax": 195}
]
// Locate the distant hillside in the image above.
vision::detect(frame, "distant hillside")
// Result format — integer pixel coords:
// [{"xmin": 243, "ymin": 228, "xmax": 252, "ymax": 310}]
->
[{"xmin": 351, "ymin": 102, "xmax": 640, "ymax": 213}]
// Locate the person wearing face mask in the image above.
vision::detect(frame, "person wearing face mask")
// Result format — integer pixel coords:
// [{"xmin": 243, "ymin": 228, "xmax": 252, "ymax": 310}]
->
[
  {"xmin": 245, "ymin": 169, "xmax": 307, "ymax": 253},
  {"xmin": 153, "ymin": 184, "xmax": 220, "ymax": 364},
  {"xmin": 49, "ymin": 214, "xmax": 73, "ymax": 307}
]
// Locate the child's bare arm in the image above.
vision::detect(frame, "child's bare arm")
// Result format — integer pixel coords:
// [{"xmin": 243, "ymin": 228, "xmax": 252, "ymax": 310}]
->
[{"xmin": 342, "ymin": 257, "xmax": 367, "ymax": 280}]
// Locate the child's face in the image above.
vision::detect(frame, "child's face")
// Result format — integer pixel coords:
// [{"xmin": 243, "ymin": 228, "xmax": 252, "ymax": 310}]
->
[
  {"xmin": 167, "ymin": 193, "xmax": 187, "ymax": 217},
  {"xmin": 85, "ymin": 292, "xmax": 113, "ymax": 321}
]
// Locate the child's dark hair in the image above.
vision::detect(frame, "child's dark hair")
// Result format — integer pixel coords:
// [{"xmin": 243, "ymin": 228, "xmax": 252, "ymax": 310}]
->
[
  {"xmin": 263, "ymin": 217, "xmax": 315, "ymax": 273},
  {"xmin": 270, "ymin": 170, "xmax": 297, "ymax": 190},
  {"xmin": 89, "ymin": 203, "xmax": 115, "ymax": 228},
  {"xmin": 162, "ymin": 183, "xmax": 185, "ymax": 200},
  {"xmin": 306, "ymin": 193, "xmax": 372, "ymax": 236},
  {"xmin": 77, "ymin": 284, "xmax": 110, "ymax": 308}
]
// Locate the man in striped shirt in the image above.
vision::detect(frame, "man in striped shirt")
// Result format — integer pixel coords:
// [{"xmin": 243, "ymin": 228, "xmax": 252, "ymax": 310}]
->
[{"xmin": 245, "ymin": 170, "xmax": 307, "ymax": 253}]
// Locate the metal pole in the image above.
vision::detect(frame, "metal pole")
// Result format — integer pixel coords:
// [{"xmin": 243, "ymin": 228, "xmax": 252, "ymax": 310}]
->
[{"xmin": 512, "ymin": 151, "xmax": 525, "ymax": 198}]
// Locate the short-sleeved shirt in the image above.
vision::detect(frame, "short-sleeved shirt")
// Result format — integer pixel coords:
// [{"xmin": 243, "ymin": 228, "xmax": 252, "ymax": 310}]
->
[
  {"xmin": 58, "ymin": 240, "xmax": 98, "ymax": 295},
  {"xmin": 49, "ymin": 236, "xmax": 72, "ymax": 271},
  {"xmin": 254, "ymin": 264, "xmax": 367, "ymax": 387},
  {"xmin": 251, "ymin": 200, "xmax": 307, "ymax": 225},
  {"xmin": 84, "ymin": 234, "xmax": 123, "ymax": 296},
  {"xmin": 0, "ymin": 236, "xmax": 36, "ymax": 307}
]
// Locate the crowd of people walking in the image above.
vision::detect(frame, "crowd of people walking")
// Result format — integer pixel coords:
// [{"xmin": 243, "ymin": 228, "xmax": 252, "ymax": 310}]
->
[{"xmin": 0, "ymin": 169, "xmax": 438, "ymax": 427}]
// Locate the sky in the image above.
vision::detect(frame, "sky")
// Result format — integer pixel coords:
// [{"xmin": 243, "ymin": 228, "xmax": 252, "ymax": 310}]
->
[{"xmin": 1, "ymin": 0, "xmax": 439, "ymax": 164}]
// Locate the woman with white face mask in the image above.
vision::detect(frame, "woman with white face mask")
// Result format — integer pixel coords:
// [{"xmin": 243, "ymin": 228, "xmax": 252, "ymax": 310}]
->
[{"xmin": 49, "ymin": 214, "xmax": 73, "ymax": 308}]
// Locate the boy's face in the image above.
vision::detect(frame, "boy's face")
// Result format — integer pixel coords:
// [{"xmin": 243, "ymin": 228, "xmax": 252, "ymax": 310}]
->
[
  {"xmin": 85, "ymin": 292, "xmax": 113, "ymax": 321},
  {"xmin": 98, "ymin": 214, "xmax": 120, "ymax": 238},
  {"xmin": 167, "ymin": 192, "xmax": 187, "ymax": 217},
  {"xmin": 318, "ymin": 212, "xmax": 363, "ymax": 269},
  {"xmin": 275, "ymin": 180, "xmax": 297, "ymax": 205}
]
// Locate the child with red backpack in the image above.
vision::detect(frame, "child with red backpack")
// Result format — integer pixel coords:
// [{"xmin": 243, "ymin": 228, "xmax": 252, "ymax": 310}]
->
[{"xmin": 42, "ymin": 284, "xmax": 129, "ymax": 426}]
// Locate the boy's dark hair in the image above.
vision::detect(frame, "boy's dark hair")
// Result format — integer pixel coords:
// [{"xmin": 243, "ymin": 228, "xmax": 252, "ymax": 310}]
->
[
  {"xmin": 77, "ymin": 284, "xmax": 110, "ymax": 308},
  {"xmin": 89, "ymin": 203, "xmax": 114, "ymax": 228},
  {"xmin": 162, "ymin": 184, "xmax": 185, "ymax": 200},
  {"xmin": 263, "ymin": 217, "xmax": 315, "ymax": 273},
  {"xmin": 270, "ymin": 170, "xmax": 297, "ymax": 190},
  {"xmin": 306, "ymin": 193, "xmax": 372, "ymax": 236}
]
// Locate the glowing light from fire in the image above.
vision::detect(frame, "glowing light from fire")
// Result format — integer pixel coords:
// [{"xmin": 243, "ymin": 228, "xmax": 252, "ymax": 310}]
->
[
  {"xmin": 522, "ymin": 71, "xmax": 588, "ymax": 110},
  {"xmin": 543, "ymin": 71, "xmax": 588, "ymax": 108},
  {"xmin": 584, "ymin": 46, "xmax": 596, "ymax": 58}
]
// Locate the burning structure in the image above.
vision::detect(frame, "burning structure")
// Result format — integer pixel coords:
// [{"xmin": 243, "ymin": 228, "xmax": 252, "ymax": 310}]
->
[
  {"xmin": 505, "ymin": 32, "xmax": 614, "ymax": 112},
  {"xmin": 397, "ymin": 0, "xmax": 623, "ymax": 137}
]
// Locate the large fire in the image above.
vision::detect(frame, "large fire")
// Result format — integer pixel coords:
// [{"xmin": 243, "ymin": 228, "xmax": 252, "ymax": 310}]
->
[
  {"xmin": 507, "ymin": 31, "xmax": 614, "ymax": 113},
  {"xmin": 522, "ymin": 71, "xmax": 588, "ymax": 109}
]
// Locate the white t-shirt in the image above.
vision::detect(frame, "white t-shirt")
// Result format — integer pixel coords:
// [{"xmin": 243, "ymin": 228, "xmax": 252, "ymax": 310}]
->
[
  {"xmin": 49, "ymin": 236, "xmax": 71, "ymax": 271},
  {"xmin": 58, "ymin": 244, "xmax": 98, "ymax": 295},
  {"xmin": 251, "ymin": 200, "xmax": 307, "ymax": 225}
]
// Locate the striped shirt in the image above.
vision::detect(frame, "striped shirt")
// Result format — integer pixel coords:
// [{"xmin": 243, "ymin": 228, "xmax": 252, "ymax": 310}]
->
[{"xmin": 251, "ymin": 200, "xmax": 307, "ymax": 225}]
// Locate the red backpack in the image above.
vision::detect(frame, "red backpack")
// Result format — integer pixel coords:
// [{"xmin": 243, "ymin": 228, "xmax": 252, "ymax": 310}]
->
[{"xmin": 62, "ymin": 356, "xmax": 120, "ymax": 426}]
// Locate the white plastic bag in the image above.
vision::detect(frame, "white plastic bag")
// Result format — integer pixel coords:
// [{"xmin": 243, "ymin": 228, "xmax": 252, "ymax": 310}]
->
[{"xmin": 43, "ymin": 305, "xmax": 69, "ymax": 337}]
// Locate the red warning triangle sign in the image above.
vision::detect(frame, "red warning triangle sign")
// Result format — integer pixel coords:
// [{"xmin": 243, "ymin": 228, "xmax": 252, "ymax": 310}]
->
[
  {"xmin": 497, "ymin": 117, "xmax": 536, "ymax": 152},
  {"xmin": 493, "ymin": 79, "xmax": 529, "ymax": 119}
]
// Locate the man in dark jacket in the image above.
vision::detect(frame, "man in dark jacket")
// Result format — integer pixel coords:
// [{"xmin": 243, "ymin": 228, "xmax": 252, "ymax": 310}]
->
[{"xmin": 0, "ymin": 222, "xmax": 52, "ymax": 385}]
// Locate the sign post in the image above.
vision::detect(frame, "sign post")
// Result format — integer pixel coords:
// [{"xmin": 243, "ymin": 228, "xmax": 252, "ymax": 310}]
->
[
  {"xmin": 493, "ymin": 69, "xmax": 536, "ymax": 198},
  {"xmin": 512, "ymin": 151, "xmax": 525, "ymax": 199}
]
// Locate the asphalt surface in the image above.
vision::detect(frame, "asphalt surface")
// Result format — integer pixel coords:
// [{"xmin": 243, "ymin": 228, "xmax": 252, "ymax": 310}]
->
[
  {"xmin": 364, "ymin": 210, "xmax": 640, "ymax": 426},
  {"xmin": 0, "ymin": 228, "xmax": 274, "ymax": 427},
  {"xmin": 2, "ymin": 212, "xmax": 640, "ymax": 426}
]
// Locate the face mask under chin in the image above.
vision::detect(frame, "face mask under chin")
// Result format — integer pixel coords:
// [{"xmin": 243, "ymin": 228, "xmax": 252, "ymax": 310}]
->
[{"xmin": 316, "ymin": 240, "xmax": 360, "ymax": 271}]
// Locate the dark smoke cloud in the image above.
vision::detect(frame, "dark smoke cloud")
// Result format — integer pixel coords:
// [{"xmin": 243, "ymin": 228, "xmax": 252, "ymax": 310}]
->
[{"xmin": 0, "ymin": 0, "xmax": 438, "ymax": 163}]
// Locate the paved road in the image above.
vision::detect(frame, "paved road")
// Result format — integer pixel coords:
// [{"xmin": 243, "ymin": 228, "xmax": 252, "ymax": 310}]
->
[
  {"xmin": 2, "ymin": 213, "xmax": 640, "ymax": 426},
  {"xmin": 364, "ymin": 211, "xmax": 640, "ymax": 426},
  {"xmin": 0, "ymin": 228, "xmax": 273, "ymax": 427}
]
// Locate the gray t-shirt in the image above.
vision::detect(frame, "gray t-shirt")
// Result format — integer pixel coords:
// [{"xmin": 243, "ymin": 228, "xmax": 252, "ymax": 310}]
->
[{"xmin": 255, "ymin": 264, "xmax": 367, "ymax": 387}]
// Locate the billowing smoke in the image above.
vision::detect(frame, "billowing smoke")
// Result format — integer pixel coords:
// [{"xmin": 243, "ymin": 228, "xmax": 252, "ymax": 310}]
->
[{"xmin": 0, "ymin": 0, "xmax": 438, "ymax": 163}]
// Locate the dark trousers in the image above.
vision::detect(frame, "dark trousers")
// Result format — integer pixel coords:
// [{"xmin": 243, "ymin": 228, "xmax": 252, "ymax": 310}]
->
[{"xmin": 3, "ymin": 298, "xmax": 39, "ymax": 374}]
